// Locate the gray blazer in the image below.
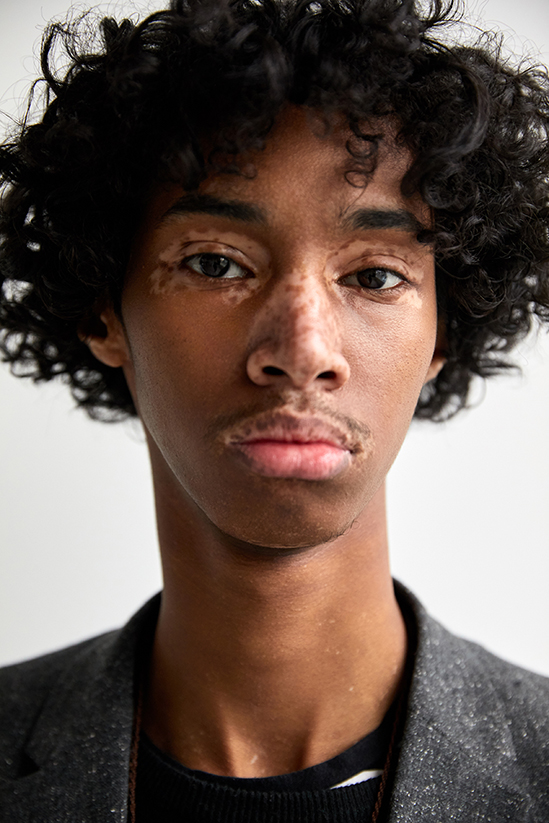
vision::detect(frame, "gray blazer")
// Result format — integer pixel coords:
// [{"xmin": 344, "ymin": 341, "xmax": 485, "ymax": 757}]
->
[{"xmin": 1, "ymin": 588, "xmax": 548, "ymax": 822}]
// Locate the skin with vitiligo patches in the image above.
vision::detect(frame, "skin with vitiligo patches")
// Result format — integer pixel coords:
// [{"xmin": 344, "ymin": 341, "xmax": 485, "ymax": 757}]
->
[
  {"xmin": 148, "ymin": 231, "xmax": 266, "ymax": 306},
  {"xmin": 95, "ymin": 107, "xmax": 442, "ymax": 549},
  {"xmin": 86, "ymin": 106, "xmax": 445, "ymax": 780}
]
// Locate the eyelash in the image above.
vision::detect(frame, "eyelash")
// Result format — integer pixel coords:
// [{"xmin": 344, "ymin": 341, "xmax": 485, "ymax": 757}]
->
[
  {"xmin": 182, "ymin": 253, "xmax": 248, "ymax": 280},
  {"xmin": 340, "ymin": 268, "xmax": 407, "ymax": 291},
  {"xmin": 181, "ymin": 252, "xmax": 407, "ymax": 292}
]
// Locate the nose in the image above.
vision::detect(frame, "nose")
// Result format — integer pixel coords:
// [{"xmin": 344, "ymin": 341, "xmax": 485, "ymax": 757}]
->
[{"xmin": 246, "ymin": 276, "xmax": 350, "ymax": 391}]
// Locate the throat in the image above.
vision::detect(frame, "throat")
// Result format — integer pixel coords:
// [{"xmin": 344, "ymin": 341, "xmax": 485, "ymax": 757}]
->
[
  {"xmin": 143, "ymin": 568, "xmax": 406, "ymax": 778},
  {"xmin": 145, "ymin": 478, "xmax": 405, "ymax": 778}
]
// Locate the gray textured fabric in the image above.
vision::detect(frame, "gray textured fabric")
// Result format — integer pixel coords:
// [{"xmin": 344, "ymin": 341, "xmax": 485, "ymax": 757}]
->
[{"xmin": 1, "ymin": 587, "xmax": 548, "ymax": 822}]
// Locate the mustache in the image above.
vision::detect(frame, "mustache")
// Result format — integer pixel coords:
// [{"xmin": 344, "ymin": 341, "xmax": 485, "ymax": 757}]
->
[{"xmin": 206, "ymin": 393, "xmax": 370, "ymax": 453}]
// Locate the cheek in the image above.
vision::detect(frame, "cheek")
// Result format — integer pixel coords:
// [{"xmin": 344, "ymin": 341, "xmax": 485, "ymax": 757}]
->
[
  {"xmin": 121, "ymin": 293, "xmax": 243, "ymax": 427},
  {"xmin": 345, "ymin": 301, "xmax": 437, "ymax": 437}
]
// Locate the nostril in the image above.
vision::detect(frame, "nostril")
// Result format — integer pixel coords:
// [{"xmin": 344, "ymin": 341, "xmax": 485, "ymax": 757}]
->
[
  {"xmin": 263, "ymin": 366, "xmax": 285, "ymax": 376},
  {"xmin": 319, "ymin": 371, "xmax": 336, "ymax": 380}
]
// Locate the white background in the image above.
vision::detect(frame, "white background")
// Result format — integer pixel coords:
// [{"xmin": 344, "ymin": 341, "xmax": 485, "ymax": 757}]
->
[{"xmin": 0, "ymin": 0, "xmax": 548, "ymax": 674}]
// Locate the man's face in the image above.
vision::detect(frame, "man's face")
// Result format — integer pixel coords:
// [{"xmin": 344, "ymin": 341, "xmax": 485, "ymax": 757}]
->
[{"xmin": 105, "ymin": 108, "xmax": 442, "ymax": 549}]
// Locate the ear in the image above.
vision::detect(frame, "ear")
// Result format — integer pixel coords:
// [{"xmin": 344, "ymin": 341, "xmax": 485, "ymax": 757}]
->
[
  {"xmin": 424, "ymin": 319, "xmax": 447, "ymax": 385},
  {"xmin": 80, "ymin": 306, "xmax": 130, "ymax": 368}
]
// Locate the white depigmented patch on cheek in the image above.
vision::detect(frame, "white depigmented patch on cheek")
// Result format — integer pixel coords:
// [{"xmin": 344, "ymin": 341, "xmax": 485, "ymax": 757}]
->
[
  {"xmin": 217, "ymin": 278, "xmax": 262, "ymax": 306},
  {"xmin": 405, "ymin": 289, "xmax": 424, "ymax": 309}
]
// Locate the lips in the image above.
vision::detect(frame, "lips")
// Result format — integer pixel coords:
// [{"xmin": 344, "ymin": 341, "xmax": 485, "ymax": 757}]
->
[{"xmin": 224, "ymin": 411, "xmax": 362, "ymax": 481}]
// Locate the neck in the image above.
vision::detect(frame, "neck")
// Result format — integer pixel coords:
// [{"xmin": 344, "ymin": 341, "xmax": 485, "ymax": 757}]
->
[{"xmin": 143, "ymin": 466, "xmax": 406, "ymax": 778}]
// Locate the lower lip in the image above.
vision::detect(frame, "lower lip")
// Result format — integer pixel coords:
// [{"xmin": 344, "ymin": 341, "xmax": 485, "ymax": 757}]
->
[{"xmin": 232, "ymin": 440, "xmax": 352, "ymax": 480}]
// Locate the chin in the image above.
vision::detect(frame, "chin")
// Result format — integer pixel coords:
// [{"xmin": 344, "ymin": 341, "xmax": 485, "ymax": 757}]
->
[
  {"xmin": 217, "ymin": 510, "xmax": 353, "ymax": 556},
  {"xmin": 200, "ymin": 471, "xmax": 379, "ymax": 555}
]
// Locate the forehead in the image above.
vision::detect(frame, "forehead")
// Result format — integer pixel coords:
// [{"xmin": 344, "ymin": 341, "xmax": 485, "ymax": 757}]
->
[{"xmin": 146, "ymin": 106, "xmax": 429, "ymax": 235}]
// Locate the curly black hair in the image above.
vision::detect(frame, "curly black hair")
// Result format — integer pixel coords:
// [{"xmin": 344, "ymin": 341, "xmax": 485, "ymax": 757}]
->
[{"xmin": 1, "ymin": 0, "xmax": 549, "ymax": 421}]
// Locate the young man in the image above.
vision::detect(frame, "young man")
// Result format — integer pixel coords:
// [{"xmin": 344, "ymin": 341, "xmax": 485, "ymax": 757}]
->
[{"xmin": 1, "ymin": 0, "xmax": 548, "ymax": 820}]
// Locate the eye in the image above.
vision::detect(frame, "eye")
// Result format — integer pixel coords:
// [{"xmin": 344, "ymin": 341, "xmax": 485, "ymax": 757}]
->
[
  {"xmin": 343, "ymin": 267, "xmax": 406, "ymax": 290},
  {"xmin": 183, "ymin": 253, "xmax": 247, "ymax": 279}
]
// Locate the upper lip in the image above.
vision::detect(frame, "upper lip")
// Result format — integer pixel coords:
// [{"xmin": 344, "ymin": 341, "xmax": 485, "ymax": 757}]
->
[{"xmin": 224, "ymin": 410, "xmax": 362, "ymax": 453}]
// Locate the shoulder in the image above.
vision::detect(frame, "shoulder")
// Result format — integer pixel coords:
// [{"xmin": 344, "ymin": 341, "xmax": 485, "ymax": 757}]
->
[
  {"xmin": 470, "ymin": 634, "xmax": 549, "ymax": 701},
  {"xmin": 0, "ymin": 594, "xmax": 160, "ymax": 786},
  {"xmin": 398, "ymin": 580, "xmax": 549, "ymax": 713},
  {"xmin": 420, "ymin": 598, "xmax": 549, "ymax": 725},
  {"xmin": 445, "ymin": 624, "xmax": 549, "ymax": 768},
  {"xmin": 0, "ymin": 631, "xmax": 118, "ymax": 780},
  {"xmin": 394, "ymin": 583, "xmax": 549, "ymax": 820}
]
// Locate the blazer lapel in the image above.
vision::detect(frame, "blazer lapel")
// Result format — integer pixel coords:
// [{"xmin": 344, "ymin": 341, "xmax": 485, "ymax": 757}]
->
[
  {"xmin": 2, "ymin": 596, "xmax": 160, "ymax": 823},
  {"xmin": 388, "ymin": 587, "xmax": 533, "ymax": 822}
]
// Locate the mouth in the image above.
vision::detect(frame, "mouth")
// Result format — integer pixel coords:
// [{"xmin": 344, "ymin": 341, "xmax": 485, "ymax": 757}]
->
[{"xmin": 224, "ymin": 411, "xmax": 362, "ymax": 481}]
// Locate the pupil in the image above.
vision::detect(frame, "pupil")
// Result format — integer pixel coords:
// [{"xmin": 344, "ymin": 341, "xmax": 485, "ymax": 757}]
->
[
  {"xmin": 200, "ymin": 254, "xmax": 230, "ymax": 277},
  {"xmin": 358, "ymin": 269, "xmax": 387, "ymax": 289}
]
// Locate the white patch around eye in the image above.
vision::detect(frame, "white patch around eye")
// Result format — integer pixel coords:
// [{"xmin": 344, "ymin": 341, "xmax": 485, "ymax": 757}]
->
[
  {"xmin": 148, "ymin": 239, "xmax": 187, "ymax": 296},
  {"xmin": 147, "ymin": 241, "xmax": 263, "ymax": 303},
  {"xmin": 148, "ymin": 240, "xmax": 255, "ymax": 296},
  {"xmin": 149, "ymin": 265, "xmax": 175, "ymax": 296}
]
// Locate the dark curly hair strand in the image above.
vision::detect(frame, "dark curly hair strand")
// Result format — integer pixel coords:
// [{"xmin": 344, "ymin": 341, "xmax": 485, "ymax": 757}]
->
[{"xmin": 1, "ymin": 0, "xmax": 548, "ymax": 420}]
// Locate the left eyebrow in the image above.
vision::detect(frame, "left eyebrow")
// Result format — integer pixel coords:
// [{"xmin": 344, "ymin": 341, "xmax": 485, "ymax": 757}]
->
[
  {"xmin": 160, "ymin": 193, "xmax": 267, "ymax": 226},
  {"xmin": 340, "ymin": 207, "xmax": 425, "ymax": 234}
]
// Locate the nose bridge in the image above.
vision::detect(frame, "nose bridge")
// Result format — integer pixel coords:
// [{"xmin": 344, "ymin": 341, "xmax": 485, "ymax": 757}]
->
[
  {"xmin": 246, "ymin": 265, "xmax": 350, "ymax": 391},
  {"xmin": 258, "ymin": 264, "xmax": 342, "ymax": 361},
  {"xmin": 276, "ymin": 269, "xmax": 336, "ymax": 344}
]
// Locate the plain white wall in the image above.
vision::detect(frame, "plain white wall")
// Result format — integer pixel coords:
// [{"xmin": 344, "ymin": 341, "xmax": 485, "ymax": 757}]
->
[{"xmin": 1, "ymin": 0, "xmax": 548, "ymax": 674}]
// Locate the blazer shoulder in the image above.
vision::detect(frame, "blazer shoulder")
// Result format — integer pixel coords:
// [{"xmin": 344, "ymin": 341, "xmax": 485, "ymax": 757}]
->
[
  {"xmin": 423, "ymin": 609, "xmax": 549, "ymax": 814},
  {"xmin": 0, "ymin": 631, "xmax": 118, "ymax": 780},
  {"xmin": 402, "ymin": 581, "xmax": 549, "ymax": 724},
  {"xmin": 455, "ymin": 631, "xmax": 549, "ymax": 712},
  {"xmin": 466, "ymin": 637, "xmax": 549, "ymax": 751},
  {"xmin": 394, "ymin": 586, "xmax": 549, "ymax": 820}
]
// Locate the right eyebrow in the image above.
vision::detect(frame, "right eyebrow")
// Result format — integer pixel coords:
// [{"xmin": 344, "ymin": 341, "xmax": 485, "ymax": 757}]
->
[{"xmin": 159, "ymin": 193, "xmax": 268, "ymax": 226}]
